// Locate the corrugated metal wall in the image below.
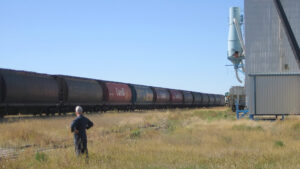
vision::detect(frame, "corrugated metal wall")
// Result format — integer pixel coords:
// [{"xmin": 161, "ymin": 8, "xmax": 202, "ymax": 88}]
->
[
  {"xmin": 255, "ymin": 75, "xmax": 300, "ymax": 115},
  {"xmin": 245, "ymin": 0, "xmax": 300, "ymax": 115}
]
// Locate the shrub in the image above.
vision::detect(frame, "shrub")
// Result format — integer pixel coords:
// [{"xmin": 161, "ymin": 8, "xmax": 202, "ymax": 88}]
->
[
  {"xmin": 35, "ymin": 152, "xmax": 47, "ymax": 162},
  {"xmin": 274, "ymin": 140, "xmax": 284, "ymax": 147},
  {"xmin": 130, "ymin": 129, "xmax": 141, "ymax": 138}
]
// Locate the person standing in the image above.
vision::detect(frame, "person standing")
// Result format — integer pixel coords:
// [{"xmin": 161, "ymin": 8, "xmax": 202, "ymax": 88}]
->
[{"xmin": 71, "ymin": 106, "xmax": 93, "ymax": 157}]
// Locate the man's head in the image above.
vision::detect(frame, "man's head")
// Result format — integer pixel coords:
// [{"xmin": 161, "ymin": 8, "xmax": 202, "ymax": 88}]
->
[{"xmin": 75, "ymin": 106, "xmax": 83, "ymax": 116}]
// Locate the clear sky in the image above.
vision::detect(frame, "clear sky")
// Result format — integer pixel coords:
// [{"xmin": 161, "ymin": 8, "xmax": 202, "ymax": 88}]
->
[{"xmin": 0, "ymin": 0, "xmax": 244, "ymax": 95}]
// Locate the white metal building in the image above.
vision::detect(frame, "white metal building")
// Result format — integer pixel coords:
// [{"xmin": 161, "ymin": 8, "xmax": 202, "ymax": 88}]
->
[{"xmin": 245, "ymin": 0, "xmax": 300, "ymax": 115}]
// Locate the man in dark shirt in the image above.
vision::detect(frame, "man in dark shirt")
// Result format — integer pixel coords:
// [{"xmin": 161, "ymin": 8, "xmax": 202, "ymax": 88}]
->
[{"xmin": 71, "ymin": 106, "xmax": 93, "ymax": 157}]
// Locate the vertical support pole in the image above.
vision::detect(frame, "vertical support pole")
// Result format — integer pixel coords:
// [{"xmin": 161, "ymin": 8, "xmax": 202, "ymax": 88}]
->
[
  {"xmin": 236, "ymin": 99, "xmax": 239, "ymax": 119},
  {"xmin": 236, "ymin": 93, "xmax": 240, "ymax": 119},
  {"xmin": 249, "ymin": 114, "xmax": 254, "ymax": 120},
  {"xmin": 253, "ymin": 76, "xmax": 257, "ymax": 115}
]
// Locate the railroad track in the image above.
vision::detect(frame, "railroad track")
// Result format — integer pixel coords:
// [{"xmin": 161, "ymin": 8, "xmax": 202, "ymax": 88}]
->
[{"xmin": 0, "ymin": 143, "xmax": 74, "ymax": 160}]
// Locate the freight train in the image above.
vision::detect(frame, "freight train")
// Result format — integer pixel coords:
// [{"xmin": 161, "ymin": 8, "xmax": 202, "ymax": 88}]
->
[{"xmin": 0, "ymin": 68, "xmax": 225, "ymax": 118}]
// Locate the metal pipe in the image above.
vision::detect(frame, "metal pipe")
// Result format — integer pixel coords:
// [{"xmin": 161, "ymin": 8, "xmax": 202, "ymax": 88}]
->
[{"xmin": 235, "ymin": 69, "xmax": 243, "ymax": 83}]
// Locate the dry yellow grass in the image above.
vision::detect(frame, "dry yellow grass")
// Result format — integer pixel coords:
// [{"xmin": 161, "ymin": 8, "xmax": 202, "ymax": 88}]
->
[{"xmin": 0, "ymin": 107, "xmax": 300, "ymax": 169}]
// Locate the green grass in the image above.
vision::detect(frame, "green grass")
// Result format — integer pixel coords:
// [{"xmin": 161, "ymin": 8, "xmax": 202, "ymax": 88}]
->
[{"xmin": 0, "ymin": 107, "xmax": 300, "ymax": 169}]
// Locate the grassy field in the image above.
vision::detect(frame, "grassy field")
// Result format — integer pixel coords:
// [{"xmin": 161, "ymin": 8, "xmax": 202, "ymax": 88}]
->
[{"xmin": 0, "ymin": 107, "xmax": 300, "ymax": 169}]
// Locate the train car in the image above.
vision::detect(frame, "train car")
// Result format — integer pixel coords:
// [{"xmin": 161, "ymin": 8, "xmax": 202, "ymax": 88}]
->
[
  {"xmin": 208, "ymin": 94, "xmax": 216, "ymax": 106},
  {"xmin": 214, "ymin": 95, "xmax": 221, "ymax": 106},
  {"xmin": 101, "ymin": 82, "xmax": 132, "ymax": 109},
  {"xmin": 201, "ymin": 93, "xmax": 210, "ymax": 106},
  {"xmin": 151, "ymin": 87, "xmax": 170, "ymax": 108},
  {"xmin": 219, "ymin": 95, "xmax": 225, "ymax": 106},
  {"xmin": 56, "ymin": 75, "xmax": 103, "ymax": 111},
  {"xmin": 192, "ymin": 92, "xmax": 202, "ymax": 106},
  {"xmin": 0, "ymin": 68, "xmax": 60, "ymax": 116},
  {"xmin": 129, "ymin": 84, "xmax": 154, "ymax": 109},
  {"xmin": 168, "ymin": 89, "xmax": 183, "ymax": 107},
  {"xmin": 182, "ymin": 91, "xmax": 193, "ymax": 105}
]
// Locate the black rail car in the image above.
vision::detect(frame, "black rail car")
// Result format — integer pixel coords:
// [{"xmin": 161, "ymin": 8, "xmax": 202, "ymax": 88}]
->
[
  {"xmin": 0, "ymin": 69, "xmax": 60, "ymax": 116},
  {"xmin": 182, "ymin": 91, "xmax": 194, "ymax": 105},
  {"xmin": 201, "ymin": 93, "xmax": 210, "ymax": 106},
  {"xmin": 219, "ymin": 95, "xmax": 225, "ymax": 106},
  {"xmin": 151, "ymin": 87, "xmax": 170, "ymax": 108},
  {"xmin": 208, "ymin": 94, "xmax": 216, "ymax": 106},
  {"xmin": 216, "ymin": 95, "xmax": 225, "ymax": 106},
  {"xmin": 192, "ymin": 92, "xmax": 203, "ymax": 106},
  {"xmin": 215, "ymin": 95, "xmax": 221, "ymax": 106},
  {"xmin": 55, "ymin": 75, "xmax": 104, "ymax": 112},
  {"xmin": 169, "ymin": 89, "xmax": 184, "ymax": 107},
  {"xmin": 129, "ymin": 84, "xmax": 154, "ymax": 109}
]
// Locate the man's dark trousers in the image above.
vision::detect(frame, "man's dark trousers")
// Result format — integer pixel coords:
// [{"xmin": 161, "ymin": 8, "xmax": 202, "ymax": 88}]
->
[
  {"xmin": 71, "ymin": 114, "xmax": 93, "ymax": 157},
  {"xmin": 74, "ymin": 136, "xmax": 88, "ymax": 157}
]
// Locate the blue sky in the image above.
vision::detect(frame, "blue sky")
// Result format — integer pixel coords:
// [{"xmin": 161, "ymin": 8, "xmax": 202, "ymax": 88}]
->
[{"xmin": 0, "ymin": 0, "xmax": 243, "ymax": 94}]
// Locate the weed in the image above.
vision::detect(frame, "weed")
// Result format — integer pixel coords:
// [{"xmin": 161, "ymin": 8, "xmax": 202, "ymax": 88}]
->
[
  {"xmin": 130, "ymin": 128, "xmax": 141, "ymax": 138},
  {"xmin": 274, "ymin": 140, "xmax": 284, "ymax": 147},
  {"xmin": 35, "ymin": 152, "xmax": 47, "ymax": 162}
]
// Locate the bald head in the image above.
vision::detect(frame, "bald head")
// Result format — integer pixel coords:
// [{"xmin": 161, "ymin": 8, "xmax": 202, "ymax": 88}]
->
[{"xmin": 75, "ymin": 106, "xmax": 83, "ymax": 116}]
